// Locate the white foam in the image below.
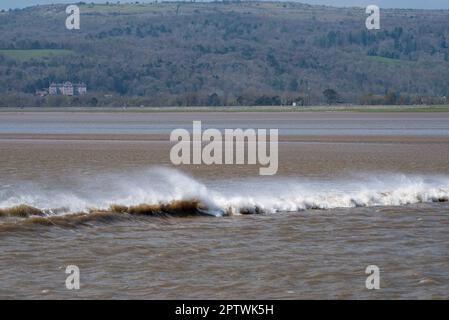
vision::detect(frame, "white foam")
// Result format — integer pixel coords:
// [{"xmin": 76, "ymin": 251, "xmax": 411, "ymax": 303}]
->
[{"xmin": 0, "ymin": 168, "xmax": 448, "ymax": 215}]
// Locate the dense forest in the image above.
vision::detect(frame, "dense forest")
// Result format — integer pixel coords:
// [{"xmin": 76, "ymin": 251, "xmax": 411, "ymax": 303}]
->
[{"xmin": 1, "ymin": 1, "xmax": 449, "ymax": 107}]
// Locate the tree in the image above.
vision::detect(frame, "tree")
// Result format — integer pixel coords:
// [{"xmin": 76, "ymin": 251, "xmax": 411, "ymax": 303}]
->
[
  {"xmin": 323, "ymin": 89, "xmax": 338, "ymax": 105},
  {"xmin": 90, "ymin": 97, "xmax": 98, "ymax": 106},
  {"xmin": 207, "ymin": 93, "xmax": 221, "ymax": 106},
  {"xmin": 288, "ymin": 79, "xmax": 299, "ymax": 92},
  {"xmin": 384, "ymin": 91, "xmax": 398, "ymax": 105}
]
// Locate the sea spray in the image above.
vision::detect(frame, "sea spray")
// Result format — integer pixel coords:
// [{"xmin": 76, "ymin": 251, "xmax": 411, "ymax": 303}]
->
[{"xmin": 0, "ymin": 168, "xmax": 448, "ymax": 224}]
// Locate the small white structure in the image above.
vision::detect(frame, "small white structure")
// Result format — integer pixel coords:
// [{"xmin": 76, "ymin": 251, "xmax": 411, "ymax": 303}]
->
[{"xmin": 35, "ymin": 89, "xmax": 48, "ymax": 97}]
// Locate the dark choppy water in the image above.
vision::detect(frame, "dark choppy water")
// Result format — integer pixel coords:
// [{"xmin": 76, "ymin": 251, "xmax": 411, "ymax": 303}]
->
[{"xmin": 1, "ymin": 204, "xmax": 448, "ymax": 299}]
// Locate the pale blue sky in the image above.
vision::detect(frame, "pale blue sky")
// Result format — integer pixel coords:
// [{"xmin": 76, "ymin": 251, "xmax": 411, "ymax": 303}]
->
[{"xmin": 1, "ymin": 0, "xmax": 449, "ymax": 10}]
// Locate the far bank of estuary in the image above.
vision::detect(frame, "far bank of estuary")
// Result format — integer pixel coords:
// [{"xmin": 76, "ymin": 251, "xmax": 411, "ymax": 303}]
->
[{"xmin": 1, "ymin": 105, "xmax": 449, "ymax": 113}]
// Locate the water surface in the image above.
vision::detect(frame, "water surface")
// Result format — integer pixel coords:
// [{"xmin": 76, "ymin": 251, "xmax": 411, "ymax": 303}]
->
[{"xmin": 0, "ymin": 112, "xmax": 448, "ymax": 299}]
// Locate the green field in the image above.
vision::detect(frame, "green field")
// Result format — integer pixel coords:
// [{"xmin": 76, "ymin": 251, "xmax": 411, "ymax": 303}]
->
[
  {"xmin": 367, "ymin": 56, "xmax": 408, "ymax": 65},
  {"xmin": 0, "ymin": 49, "xmax": 73, "ymax": 60}
]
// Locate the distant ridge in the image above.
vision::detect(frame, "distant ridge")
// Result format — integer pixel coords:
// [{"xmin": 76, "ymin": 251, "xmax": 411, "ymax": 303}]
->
[{"xmin": 1, "ymin": 2, "xmax": 449, "ymax": 107}]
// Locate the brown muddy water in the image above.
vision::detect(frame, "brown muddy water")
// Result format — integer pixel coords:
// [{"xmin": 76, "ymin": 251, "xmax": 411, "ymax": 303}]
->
[{"xmin": 0, "ymin": 112, "xmax": 448, "ymax": 299}]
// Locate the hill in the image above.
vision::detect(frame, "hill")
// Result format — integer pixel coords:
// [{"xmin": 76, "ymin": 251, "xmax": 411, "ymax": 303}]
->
[{"xmin": 0, "ymin": 1, "xmax": 449, "ymax": 107}]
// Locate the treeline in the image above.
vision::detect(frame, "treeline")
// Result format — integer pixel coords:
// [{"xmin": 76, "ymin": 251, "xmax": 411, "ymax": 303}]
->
[
  {"xmin": 1, "ymin": 91, "xmax": 446, "ymax": 108},
  {"xmin": 359, "ymin": 92, "xmax": 448, "ymax": 106},
  {"xmin": 0, "ymin": 92, "xmax": 304, "ymax": 108}
]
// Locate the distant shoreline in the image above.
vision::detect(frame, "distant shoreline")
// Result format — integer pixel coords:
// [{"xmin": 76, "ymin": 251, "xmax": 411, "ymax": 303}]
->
[{"xmin": 1, "ymin": 105, "xmax": 449, "ymax": 113}]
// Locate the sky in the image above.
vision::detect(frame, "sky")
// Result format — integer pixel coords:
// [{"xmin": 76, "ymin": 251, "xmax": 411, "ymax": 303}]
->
[{"xmin": 1, "ymin": 0, "xmax": 449, "ymax": 10}]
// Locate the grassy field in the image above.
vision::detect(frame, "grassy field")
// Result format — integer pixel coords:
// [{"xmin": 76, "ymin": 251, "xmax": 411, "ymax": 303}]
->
[
  {"xmin": 0, "ymin": 49, "xmax": 74, "ymax": 60},
  {"xmin": 0, "ymin": 105, "xmax": 449, "ymax": 113}
]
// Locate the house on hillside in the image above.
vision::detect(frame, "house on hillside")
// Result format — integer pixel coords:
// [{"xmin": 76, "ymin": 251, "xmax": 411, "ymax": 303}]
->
[{"xmin": 49, "ymin": 82, "xmax": 87, "ymax": 96}]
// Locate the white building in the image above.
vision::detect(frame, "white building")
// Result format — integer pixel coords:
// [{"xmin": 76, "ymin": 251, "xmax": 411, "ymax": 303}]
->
[
  {"xmin": 49, "ymin": 82, "xmax": 87, "ymax": 96},
  {"xmin": 62, "ymin": 82, "xmax": 74, "ymax": 96}
]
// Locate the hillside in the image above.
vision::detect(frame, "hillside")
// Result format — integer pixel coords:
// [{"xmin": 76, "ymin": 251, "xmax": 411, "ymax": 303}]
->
[{"xmin": 1, "ymin": 1, "xmax": 449, "ymax": 107}]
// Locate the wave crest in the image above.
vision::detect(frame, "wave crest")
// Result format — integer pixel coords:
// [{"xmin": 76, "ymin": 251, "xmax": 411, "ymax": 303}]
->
[{"xmin": 1, "ymin": 168, "xmax": 449, "ymax": 227}]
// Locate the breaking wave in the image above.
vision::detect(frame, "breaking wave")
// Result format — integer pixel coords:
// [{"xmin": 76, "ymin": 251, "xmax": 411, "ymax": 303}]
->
[{"xmin": 0, "ymin": 168, "xmax": 448, "ymax": 227}]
